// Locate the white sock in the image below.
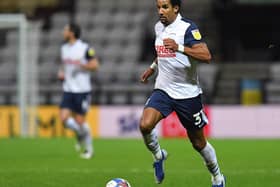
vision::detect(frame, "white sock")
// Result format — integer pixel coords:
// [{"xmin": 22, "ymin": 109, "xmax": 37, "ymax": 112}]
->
[
  {"xmin": 199, "ymin": 142, "xmax": 222, "ymax": 179},
  {"xmin": 142, "ymin": 129, "xmax": 162, "ymax": 160},
  {"xmin": 65, "ymin": 117, "xmax": 81, "ymax": 134},
  {"xmin": 80, "ymin": 123, "xmax": 93, "ymax": 154}
]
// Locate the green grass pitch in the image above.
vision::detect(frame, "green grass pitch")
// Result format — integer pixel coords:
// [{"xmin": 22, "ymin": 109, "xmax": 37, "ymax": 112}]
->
[{"xmin": 0, "ymin": 138, "xmax": 279, "ymax": 187}]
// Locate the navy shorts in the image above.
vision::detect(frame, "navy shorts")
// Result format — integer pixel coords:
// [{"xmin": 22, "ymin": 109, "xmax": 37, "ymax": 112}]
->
[
  {"xmin": 60, "ymin": 92, "xmax": 91, "ymax": 115},
  {"xmin": 145, "ymin": 89, "xmax": 208, "ymax": 130}
]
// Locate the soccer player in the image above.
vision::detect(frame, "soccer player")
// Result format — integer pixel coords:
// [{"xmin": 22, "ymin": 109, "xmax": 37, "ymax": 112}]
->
[
  {"xmin": 58, "ymin": 23, "xmax": 99, "ymax": 159},
  {"xmin": 139, "ymin": 0, "xmax": 225, "ymax": 186}
]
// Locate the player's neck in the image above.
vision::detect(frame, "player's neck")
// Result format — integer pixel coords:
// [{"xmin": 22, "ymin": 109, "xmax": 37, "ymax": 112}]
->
[
  {"xmin": 68, "ymin": 38, "xmax": 78, "ymax": 45},
  {"xmin": 164, "ymin": 14, "xmax": 179, "ymax": 27}
]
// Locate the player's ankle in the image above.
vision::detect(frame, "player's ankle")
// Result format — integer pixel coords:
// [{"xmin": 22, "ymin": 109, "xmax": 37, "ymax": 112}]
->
[
  {"xmin": 153, "ymin": 150, "xmax": 163, "ymax": 160},
  {"xmin": 212, "ymin": 174, "xmax": 223, "ymax": 183}
]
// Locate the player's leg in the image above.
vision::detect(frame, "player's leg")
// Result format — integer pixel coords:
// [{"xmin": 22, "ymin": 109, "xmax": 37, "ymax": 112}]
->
[
  {"xmin": 175, "ymin": 95, "xmax": 225, "ymax": 186},
  {"xmin": 73, "ymin": 92, "xmax": 93, "ymax": 159},
  {"xmin": 140, "ymin": 107, "xmax": 164, "ymax": 160},
  {"xmin": 74, "ymin": 113, "xmax": 93, "ymax": 159},
  {"xmin": 60, "ymin": 108, "xmax": 79, "ymax": 132},
  {"xmin": 140, "ymin": 90, "xmax": 173, "ymax": 184},
  {"xmin": 187, "ymin": 129, "xmax": 225, "ymax": 187},
  {"xmin": 59, "ymin": 92, "xmax": 81, "ymax": 135},
  {"xmin": 140, "ymin": 107, "xmax": 168, "ymax": 184}
]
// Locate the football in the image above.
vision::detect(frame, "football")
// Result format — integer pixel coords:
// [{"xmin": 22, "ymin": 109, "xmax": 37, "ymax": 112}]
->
[{"xmin": 106, "ymin": 178, "xmax": 131, "ymax": 187}]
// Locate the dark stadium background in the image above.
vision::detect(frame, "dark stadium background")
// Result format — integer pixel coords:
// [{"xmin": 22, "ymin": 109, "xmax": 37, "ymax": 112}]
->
[
  {"xmin": 0, "ymin": 1, "xmax": 280, "ymax": 187},
  {"xmin": 0, "ymin": 0, "xmax": 279, "ymax": 106}
]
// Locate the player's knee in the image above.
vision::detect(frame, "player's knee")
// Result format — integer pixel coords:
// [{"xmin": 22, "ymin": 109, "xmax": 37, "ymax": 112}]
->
[
  {"xmin": 139, "ymin": 118, "xmax": 154, "ymax": 134},
  {"xmin": 59, "ymin": 110, "xmax": 70, "ymax": 123},
  {"xmin": 191, "ymin": 139, "xmax": 206, "ymax": 151},
  {"xmin": 60, "ymin": 115, "xmax": 68, "ymax": 124},
  {"xmin": 74, "ymin": 116, "xmax": 85, "ymax": 126}
]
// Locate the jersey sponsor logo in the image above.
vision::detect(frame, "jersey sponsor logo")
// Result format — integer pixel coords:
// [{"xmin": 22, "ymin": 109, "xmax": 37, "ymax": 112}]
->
[
  {"xmin": 191, "ymin": 29, "xmax": 202, "ymax": 40},
  {"xmin": 156, "ymin": 45, "xmax": 176, "ymax": 57},
  {"xmin": 63, "ymin": 59, "xmax": 81, "ymax": 65}
]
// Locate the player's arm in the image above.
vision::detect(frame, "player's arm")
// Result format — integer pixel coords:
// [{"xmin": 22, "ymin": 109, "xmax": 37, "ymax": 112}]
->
[
  {"xmin": 140, "ymin": 23, "xmax": 161, "ymax": 84},
  {"xmin": 58, "ymin": 49, "xmax": 65, "ymax": 81},
  {"xmin": 57, "ymin": 65, "xmax": 65, "ymax": 81},
  {"xmin": 163, "ymin": 22, "xmax": 212, "ymax": 63},
  {"xmin": 164, "ymin": 40, "xmax": 211, "ymax": 62},
  {"xmin": 80, "ymin": 58, "xmax": 99, "ymax": 71},
  {"xmin": 163, "ymin": 39, "xmax": 211, "ymax": 63},
  {"xmin": 184, "ymin": 43, "xmax": 211, "ymax": 62},
  {"xmin": 140, "ymin": 58, "xmax": 158, "ymax": 84},
  {"xmin": 80, "ymin": 47, "xmax": 99, "ymax": 71}
]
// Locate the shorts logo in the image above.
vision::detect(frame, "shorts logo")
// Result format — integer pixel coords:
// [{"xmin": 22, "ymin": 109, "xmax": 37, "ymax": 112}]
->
[
  {"xmin": 145, "ymin": 98, "xmax": 151, "ymax": 106},
  {"xmin": 82, "ymin": 95, "xmax": 91, "ymax": 112},
  {"xmin": 191, "ymin": 29, "xmax": 202, "ymax": 40},
  {"xmin": 156, "ymin": 45, "xmax": 176, "ymax": 57}
]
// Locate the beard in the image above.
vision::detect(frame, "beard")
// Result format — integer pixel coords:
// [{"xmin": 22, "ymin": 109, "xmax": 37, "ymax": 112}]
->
[{"xmin": 159, "ymin": 16, "xmax": 169, "ymax": 26}]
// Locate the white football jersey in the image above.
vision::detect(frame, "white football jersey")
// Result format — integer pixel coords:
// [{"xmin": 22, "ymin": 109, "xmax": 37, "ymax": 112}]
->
[
  {"xmin": 154, "ymin": 14, "xmax": 203, "ymax": 99},
  {"xmin": 61, "ymin": 39, "xmax": 95, "ymax": 93}
]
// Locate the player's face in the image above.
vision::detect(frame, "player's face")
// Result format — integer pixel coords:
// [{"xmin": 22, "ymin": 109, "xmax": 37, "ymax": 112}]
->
[
  {"xmin": 156, "ymin": 0, "xmax": 179, "ymax": 26},
  {"xmin": 63, "ymin": 25, "xmax": 72, "ymax": 41}
]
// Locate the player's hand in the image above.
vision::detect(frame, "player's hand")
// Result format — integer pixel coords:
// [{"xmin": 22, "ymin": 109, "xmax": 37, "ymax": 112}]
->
[
  {"xmin": 140, "ymin": 68, "xmax": 155, "ymax": 84},
  {"xmin": 79, "ymin": 63, "xmax": 86, "ymax": 69},
  {"xmin": 57, "ymin": 70, "xmax": 65, "ymax": 81},
  {"xmin": 163, "ymin": 38, "xmax": 178, "ymax": 52}
]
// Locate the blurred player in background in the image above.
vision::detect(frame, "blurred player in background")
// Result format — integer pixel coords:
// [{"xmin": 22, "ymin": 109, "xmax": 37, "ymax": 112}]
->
[
  {"xmin": 140, "ymin": 0, "xmax": 225, "ymax": 186},
  {"xmin": 58, "ymin": 23, "xmax": 99, "ymax": 159}
]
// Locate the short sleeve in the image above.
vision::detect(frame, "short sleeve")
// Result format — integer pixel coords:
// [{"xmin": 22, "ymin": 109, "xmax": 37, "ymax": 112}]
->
[
  {"xmin": 184, "ymin": 22, "xmax": 203, "ymax": 47},
  {"xmin": 85, "ymin": 47, "xmax": 96, "ymax": 60}
]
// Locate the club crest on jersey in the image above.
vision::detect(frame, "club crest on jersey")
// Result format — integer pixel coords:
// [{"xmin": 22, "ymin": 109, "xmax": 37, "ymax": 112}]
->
[
  {"xmin": 156, "ymin": 45, "xmax": 176, "ymax": 57},
  {"xmin": 88, "ymin": 48, "xmax": 95, "ymax": 57},
  {"xmin": 191, "ymin": 29, "xmax": 202, "ymax": 40}
]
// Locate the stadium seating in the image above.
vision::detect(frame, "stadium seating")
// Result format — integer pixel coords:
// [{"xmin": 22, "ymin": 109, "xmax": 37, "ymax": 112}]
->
[
  {"xmin": 265, "ymin": 64, "xmax": 280, "ymax": 104},
  {"xmin": 213, "ymin": 63, "xmax": 269, "ymax": 104},
  {"xmin": 1, "ymin": 0, "xmax": 279, "ymax": 105},
  {"xmin": 0, "ymin": 0, "xmax": 237, "ymax": 105},
  {"xmin": 36, "ymin": 0, "xmax": 152, "ymax": 105}
]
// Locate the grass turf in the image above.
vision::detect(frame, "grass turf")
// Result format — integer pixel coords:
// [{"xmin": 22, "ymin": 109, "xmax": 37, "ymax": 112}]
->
[{"xmin": 0, "ymin": 138, "xmax": 279, "ymax": 187}]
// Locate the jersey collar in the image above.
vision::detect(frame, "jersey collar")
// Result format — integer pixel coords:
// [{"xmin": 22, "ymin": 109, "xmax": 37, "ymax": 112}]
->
[
  {"xmin": 166, "ymin": 13, "xmax": 182, "ymax": 28},
  {"xmin": 68, "ymin": 39, "xmax": 81, "ymax": 47}
]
